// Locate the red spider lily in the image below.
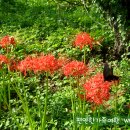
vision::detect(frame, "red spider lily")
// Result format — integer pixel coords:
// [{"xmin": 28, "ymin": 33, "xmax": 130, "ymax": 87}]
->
[
  {"xmin": 17, "ymin": 56, "xmax": 33, "ymax": 75},
  {"xmin": 17, "ymin": 54, "xmax": 59, "ymax": 75},
  {"xmin": 63, "ymin": 61, "xmax": 88, "ymax": 77},
  {"xmin": 83, "ymin": 73, "xmax": 112, "ymax": 105},
  {"xmin": 0, "ymin": 54, "xmax": 8, "ymax": 64},
  {"xmin": 74, "ymin": 32, "xmax": 94, "ymax": 49},
  {"xmin": 36, "ymin": 54, "xmax": 59, "ymax": 73},
  {"xmin": 0, "ymin": 35, "xmax": 16, "ymax": 48}
]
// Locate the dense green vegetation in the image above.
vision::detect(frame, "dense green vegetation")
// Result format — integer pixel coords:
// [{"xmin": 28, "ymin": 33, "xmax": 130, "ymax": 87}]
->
[{"xmin": 0, "ymin": 0, "xmax": 129, "ymax": 129}]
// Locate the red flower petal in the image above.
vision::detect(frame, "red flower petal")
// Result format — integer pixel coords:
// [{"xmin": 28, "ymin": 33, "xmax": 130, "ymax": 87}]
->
[
  {"xmin": 74, "ymin": 32, "xmax": 94, "ymax": 49},
  {"xmin": 63, "ymin": 61, "xmax": 88, "ymax": 77},
  {"xmin": 82, "ymin": 73, "xmax": 112, "ymax": 105},
  {"xmin": 0, "ymin": 35, "xmax": 16, "ymax": 48},
  {"xmin": 17, "ymin": 54, "xmax": 59, "ymax": 75},
  {"xmin": 0, "ymin": 54, "xmax": 8, "ymax": 64}
]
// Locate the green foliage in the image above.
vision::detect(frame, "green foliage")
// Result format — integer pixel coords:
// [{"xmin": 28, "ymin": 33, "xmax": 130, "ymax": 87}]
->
[{"xmin": 0, "ymin": 0, "xmax": 129, "ymax": 129}]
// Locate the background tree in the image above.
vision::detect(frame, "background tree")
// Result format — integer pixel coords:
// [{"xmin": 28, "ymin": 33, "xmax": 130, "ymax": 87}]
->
[
  {"xmin": 86, "ymin": 0, "xmax": 130, "ymax": 60},
  {"xmin": 53, "ymin": 0, "xmax": 129, "ymax": 60}
]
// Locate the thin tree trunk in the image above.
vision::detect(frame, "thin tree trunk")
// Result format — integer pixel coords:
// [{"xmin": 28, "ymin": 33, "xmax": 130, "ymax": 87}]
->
[{"xmin": 110, "ymin": 20, "xmax": 123, "ymax": 59}]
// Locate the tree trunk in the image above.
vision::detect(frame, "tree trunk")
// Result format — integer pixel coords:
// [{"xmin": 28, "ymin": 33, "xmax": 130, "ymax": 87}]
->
[{"xmin": 110, "ymin": 20, "xmax": 123, "ymax": 59}]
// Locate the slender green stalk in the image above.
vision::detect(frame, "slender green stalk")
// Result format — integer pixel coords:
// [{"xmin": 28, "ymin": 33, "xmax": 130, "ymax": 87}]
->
[
  {"xmin": 13, "ymin": 73, "xmax": 35, "ymax": 130},
  {"xmin": 37, "ymin": 94, "xmax": 41, "ymax": 119},
  {"xmin": 7, "ymin": 71, "xmax": 11, "ymax": 111},
  {"xmin": 71, "ymin": 92, "xmax": 76, "ymax": 130},
  {"xmin": 83, "ymin": 49, "xmax": 86, "ymax": 64},
  {"xmin": 76, "ymin": 77, "xmax": 86, "ymax": 130},
  {"xmin": 76, "ymin": 77, "xmax": 82, "ymax": 130},
  {"xmin": 92, "ymin": 105, "xmax": 98, "ymax": 130},
  {"xmin": 113, "ymin": 85, "xmax": 118, "ymax": 130},
  {"xmin": 2, "ymin": 70, "xmax": 9, "ymax": 110},
  {"xmin": 41, "ymin": 72, "xmax": 49, "ymax": 130},
  {"xmin": 115, "ymin": 85, "xmax": 118, "ymax": 130},
  {"xmin": 70, "ymin": 77, "xmax": 77, "ymax": 130},
  {"xmin": 80, "ymin": 98, "xmax": 86, "ymax": 130},
  {"xmin": 97, "ymin": 106, "xmax": 100, "ymax": 130},
  {"xmin": 36, "ymin": 89, "xmax": 42, "ymax": 130},
  {"xmin": 7, "ymin": 80, "xmax": 11, "ymax": 110}
]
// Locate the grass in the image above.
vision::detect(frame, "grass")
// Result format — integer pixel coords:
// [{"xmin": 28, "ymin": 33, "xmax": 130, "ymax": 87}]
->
[{"xmin": 0, "ymin": 0, "xmax": 130, "ymax": 130}]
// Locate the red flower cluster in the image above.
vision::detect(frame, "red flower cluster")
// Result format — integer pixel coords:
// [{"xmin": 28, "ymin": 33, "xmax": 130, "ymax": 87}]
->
[
  {"xmin": 36, "ymin": 54, "xmax": 59, "ymax": 73},
  {"xmin": 0, "ymin": 35, "xmax": 15, "ymax": 48},
  {"xmin": 17, "ymin": 54, "xmax": 59, "ymax": 75},
  {"xmin": 83, "ymin": 73, "xmax": 112, "ymax": 105},
  {"xmin": 74, "ymin": 32, "xmax": 94, "ymax": 49},
  {"xmin": 17, "ymin": 56, "xmax": 33, "ymax": 75},
  {"xmin": 63, "ymin": 61, "xmax": 88, "ymax": 77},
  {"xmin": 0, "ymin": 54, "xmax": 8, "ymax": 64}
]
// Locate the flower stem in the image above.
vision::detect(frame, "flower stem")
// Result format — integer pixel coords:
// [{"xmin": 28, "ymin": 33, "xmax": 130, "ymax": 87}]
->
[
  {"xmin": 114, "ymin": 85, "xmax": 118, "ymax": 130},
  {"xmin": 70, "ymin": 77, "xmax": 77, "ymax": 130},
  {"xmin": 83, "ymin": 49, "xmax": 86, "ymax": 64},
  {"xmin": 42, "ymin": 72, "xmax": 49, "ymax": 130},
  {"xmin": 13, "ymin": 73, "xmax": 35, "ymax": 130}
]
